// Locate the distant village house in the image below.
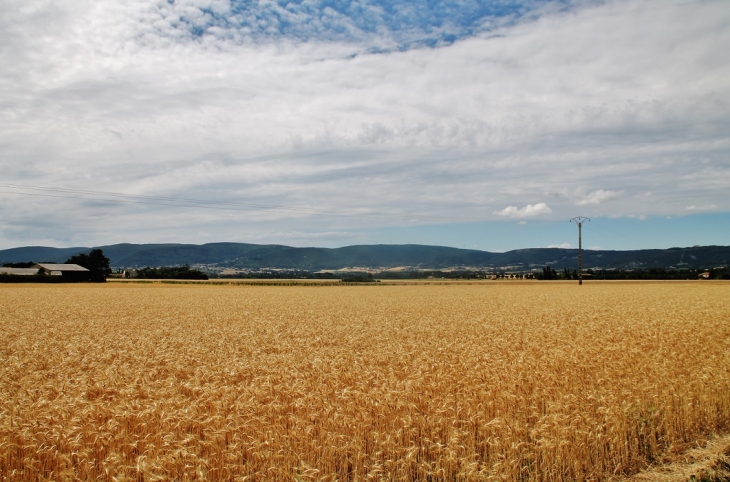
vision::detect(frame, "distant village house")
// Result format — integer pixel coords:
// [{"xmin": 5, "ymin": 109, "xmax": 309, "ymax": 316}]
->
[
  {"xmin": 0, "ymin": 267, "xmax": 39, "ymax": 276},
  {"xmin": 34, "ymin": 263, "xmax": 91, "ymax": 282}
]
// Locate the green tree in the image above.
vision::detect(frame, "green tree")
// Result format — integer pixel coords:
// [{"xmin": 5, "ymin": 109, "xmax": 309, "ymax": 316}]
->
[
  {"xmin": 541, "ymin": 266, "xmax": 558, "ymax": 280},
  {"xmin": 2, "ymin": 261, "xmax": 36, "ymax": 268},
  {"xmin": 136, "ymin": 265, "xmax": 208, "ymax": 280},
  {"xmin": 66, "ymin": 249, "xmax": 111, "ymax": 282}
]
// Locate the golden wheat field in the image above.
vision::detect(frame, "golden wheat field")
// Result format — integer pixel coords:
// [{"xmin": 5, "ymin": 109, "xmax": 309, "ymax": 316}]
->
[{"xmin": 1, "ymin": 282, "xmax": 729, "ymax": 481}]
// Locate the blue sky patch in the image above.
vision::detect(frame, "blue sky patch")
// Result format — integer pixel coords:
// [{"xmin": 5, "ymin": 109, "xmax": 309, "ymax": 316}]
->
[{"xmin": 165, "ymin": 0, "xmax": 572, "ymax": 49}]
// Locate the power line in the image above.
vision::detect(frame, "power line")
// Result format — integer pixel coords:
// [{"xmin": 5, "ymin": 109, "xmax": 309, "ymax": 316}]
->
[
  {"xmin": 0, "ymin": 183, "xmax": 374, "ymax": 216},
  {"xmin": 0, "ymin": 182, "xmax": 492, "ymax": 224},
  {"xmin": 588, "ymin": 221, "xmax": 650, "ymax": 249},
  {"xmin": 0, "ymin": 183, "xmax": 586, "ymax": 229}
]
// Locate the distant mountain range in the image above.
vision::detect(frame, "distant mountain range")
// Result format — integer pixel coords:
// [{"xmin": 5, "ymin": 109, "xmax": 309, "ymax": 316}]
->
[{"xmin": 1, "ymin": 243, "xmax": 729, "ymax": 271}]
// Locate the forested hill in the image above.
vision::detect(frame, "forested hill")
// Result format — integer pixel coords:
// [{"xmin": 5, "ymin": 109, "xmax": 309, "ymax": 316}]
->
[{"xmin": 1, "ymin": 243, "xmax": 729, "ymax": 271}]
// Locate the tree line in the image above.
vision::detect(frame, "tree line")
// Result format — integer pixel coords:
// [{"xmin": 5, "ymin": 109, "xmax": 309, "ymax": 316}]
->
[
  {"xmin": 534, "ymin": 266, "xmax": 729, "ymax": 280},
  {"xmin": 134, "ymin": 265, "xmax": 208, "ymax": 280},
  {"xmin": 1, "ymin": 248, "xmax": 111, "ymax": 283}
]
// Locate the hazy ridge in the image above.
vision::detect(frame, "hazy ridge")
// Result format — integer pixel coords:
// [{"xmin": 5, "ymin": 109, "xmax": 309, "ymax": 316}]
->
[{"xmin": 1, "ymin": 243, "xmax": 729, "ymax": 270}]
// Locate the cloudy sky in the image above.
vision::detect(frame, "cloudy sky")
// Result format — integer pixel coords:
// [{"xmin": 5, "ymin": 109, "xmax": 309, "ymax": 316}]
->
[{"xmin": 1, "ymin": 0, "xmax": 728, "ymax": 251}]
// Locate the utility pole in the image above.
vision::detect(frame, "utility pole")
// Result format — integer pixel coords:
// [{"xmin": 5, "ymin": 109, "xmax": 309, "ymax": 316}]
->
[{"xmin": 570, "ymin": 217, "xmax": 590, "ymax": 285}]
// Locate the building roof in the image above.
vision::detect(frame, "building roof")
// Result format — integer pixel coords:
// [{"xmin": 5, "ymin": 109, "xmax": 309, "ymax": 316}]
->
[
  {"xmin": 0, "ymin": 267, "xmax": 39, "ymax": 275},
  {"xmin": 34, "ymin": 263, "xmax": 89, "ymax": 272}
]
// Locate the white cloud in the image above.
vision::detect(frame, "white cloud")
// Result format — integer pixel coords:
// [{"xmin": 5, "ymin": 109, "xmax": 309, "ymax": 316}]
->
[
  {"xmin": 576, "ymin": 189, "xmax": 622, "ymax": 206},
  {"xmin": 547, "ymin": 243, "xmax": 572, "ymax": 249},
  {"xmin": 238, "ymin": 231, "xmax": 363, "ymax": 243},
  {"xmin": 0, "ymin": 0, "xmax": 729, "ymax": 248},
  {"xmin": 686, "ymin": 204, "xmax": 718, "ymax": 211},
  {"xmin": 494, "ymin": 203, "xmax": 552, "ymax": 218}
]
